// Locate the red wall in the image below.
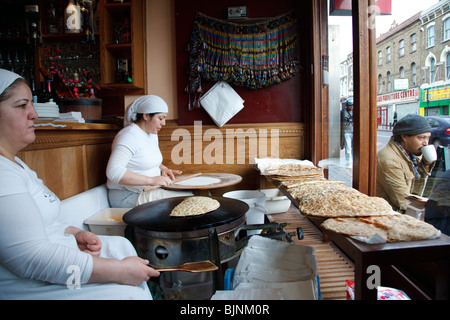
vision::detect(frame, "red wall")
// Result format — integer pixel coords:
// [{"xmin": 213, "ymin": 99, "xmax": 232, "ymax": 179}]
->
[{"xmin": 175, "ymin": 0, "xmax": 305, "ymax": 125}]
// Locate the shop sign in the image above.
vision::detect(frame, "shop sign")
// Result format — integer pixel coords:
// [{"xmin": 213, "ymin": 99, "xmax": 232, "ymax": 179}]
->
[
  {"xmin": 422, "ymin": 86, "xmax": 450, "ymax": 102},
  {"xmin": 394, "ymin": 79, "xmax": 409, "ymax": 91},
  {"xmin": 377, "ymin": 88, "xmax": 419, "ymax": 105},
  {"xmin": 330, "ymin": 0, "xmax": 392, "ymax": 16}
]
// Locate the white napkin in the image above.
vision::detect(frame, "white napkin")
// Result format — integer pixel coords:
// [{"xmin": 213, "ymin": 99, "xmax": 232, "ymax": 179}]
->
[{"xmin": 200, "ymin": 81, "xmax": 244, "ymax": 127}]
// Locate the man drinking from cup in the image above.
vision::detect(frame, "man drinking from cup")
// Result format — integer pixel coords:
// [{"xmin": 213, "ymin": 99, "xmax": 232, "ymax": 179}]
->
[{"xmin": 377, "ymin": 114, "xmax": 436, "ymax": 213}]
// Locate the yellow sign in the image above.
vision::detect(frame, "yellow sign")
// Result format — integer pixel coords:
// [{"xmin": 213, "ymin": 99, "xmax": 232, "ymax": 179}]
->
[{"xmin": 425, "ymin": 86, "xmax": 450, "ymax": 101}]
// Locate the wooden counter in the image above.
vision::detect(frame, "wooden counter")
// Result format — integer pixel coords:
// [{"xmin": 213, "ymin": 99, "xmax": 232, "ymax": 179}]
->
[
  {"xmin": 270, "ymin": 180, "xmax": 450, "ymax": 300},
  {"xmin": 322, "ymin": 227, "xmax": 450, "ymax": 300},
  {"xmin": 18, "ymin": 122, "xmax": 120, "ymax": 200}
]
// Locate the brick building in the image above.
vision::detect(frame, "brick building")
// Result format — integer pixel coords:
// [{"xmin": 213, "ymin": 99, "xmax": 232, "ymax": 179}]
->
[{"xmin": 340, "ymin": 0, "xmax": 450, "ymax": 128}]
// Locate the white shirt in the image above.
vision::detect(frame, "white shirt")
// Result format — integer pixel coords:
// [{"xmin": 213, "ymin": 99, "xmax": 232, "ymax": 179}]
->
[
  {"xmin": 106, "ymin": 123, "xmax": 163, "ymax": 193},
  {"xmin": 0, "ymin": 156, "xmax": 92, "ymax": 297},
  {"xmin": 0, "ymin": 156, "xmax": 151, "ymax": 300}
]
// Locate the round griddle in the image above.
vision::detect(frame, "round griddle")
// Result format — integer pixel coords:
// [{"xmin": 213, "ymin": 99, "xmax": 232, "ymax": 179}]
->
[{"xmin": 123, "ymin": 196, "xmax": 249, "ymax": 232}]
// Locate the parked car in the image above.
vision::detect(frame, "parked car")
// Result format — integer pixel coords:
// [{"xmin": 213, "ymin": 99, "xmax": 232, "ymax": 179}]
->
[{"xmin": 425, "ymin": 116, "xmax": 450, "ymax": 148}]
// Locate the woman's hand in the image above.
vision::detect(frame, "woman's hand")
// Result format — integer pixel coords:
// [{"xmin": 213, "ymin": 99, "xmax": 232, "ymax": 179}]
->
[
  {"xmin": 65, "ymin": 226, "xmax": 102, "ymax": 257},
  {"xmin": 89, "ymin": 256, "xmax": 160, "ymax": 286},
  {"xmin": 118, "ymin": 257, "xmax": 160, "ymax": 286},
  {"xmin": 160, "ymin": 165, "xmax": 182, "ymax": 180},
  {"xmin": 151, "ymin": 175, "xmax": 174, "ymax": 187}
]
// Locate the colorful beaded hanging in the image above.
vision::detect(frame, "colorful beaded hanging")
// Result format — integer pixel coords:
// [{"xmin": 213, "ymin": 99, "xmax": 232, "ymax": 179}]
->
[{"xmin": 185, "ymin": 11, "xmax": 300, "ymax": 111}]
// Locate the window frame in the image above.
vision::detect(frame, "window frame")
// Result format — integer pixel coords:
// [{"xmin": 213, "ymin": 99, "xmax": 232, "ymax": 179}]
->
[
  {"xmin": 428, "ymin": 24, "xmax": 435, "ymax": 48},
  {"xmin": 399, "ymin": 39, "xmax": 405, "ymax": 57},
  {"xmin": 410, "ymin": 33, "xmax": 416, "ymax": 52}
]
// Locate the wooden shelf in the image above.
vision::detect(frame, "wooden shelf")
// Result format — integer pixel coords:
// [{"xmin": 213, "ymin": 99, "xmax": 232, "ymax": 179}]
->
[
  {"xmin": 41, "ymin": 32, "xmax": 99, "ymax": 42},
  {"xmin": 99, "ymin": 0, "xmax": 145, "ymax": 91}
]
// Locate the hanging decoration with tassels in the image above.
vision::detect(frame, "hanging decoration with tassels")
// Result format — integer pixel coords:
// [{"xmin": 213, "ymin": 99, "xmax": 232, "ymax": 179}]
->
[{"xmin": 185, "ymin": 11, "xmax": 300, "ymax": 111}]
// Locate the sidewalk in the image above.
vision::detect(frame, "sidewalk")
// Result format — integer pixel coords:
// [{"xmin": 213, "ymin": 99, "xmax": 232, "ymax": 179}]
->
[{"xmin": 322, "ymin": 158, "xmax": 353, "ymax": 187}]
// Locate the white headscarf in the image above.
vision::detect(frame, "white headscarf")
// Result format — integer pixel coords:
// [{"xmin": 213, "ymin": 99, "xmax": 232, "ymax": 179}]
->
[
  {"xmin": 124, "ymin": 95, "xmax": 169, "ymax": 126},
  {"xmin": 0, "ymin": 69, "xmax": 22, "ymax": 95}
]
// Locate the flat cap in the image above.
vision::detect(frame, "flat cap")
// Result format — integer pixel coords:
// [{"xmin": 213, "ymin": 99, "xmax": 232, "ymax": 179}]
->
[{"xmin": 393, "ymin": 114, "xmax": 432, "ymax": 136}]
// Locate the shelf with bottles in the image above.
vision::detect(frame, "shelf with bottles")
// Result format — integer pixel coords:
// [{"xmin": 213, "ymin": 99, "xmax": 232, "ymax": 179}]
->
[
  {"xmin": 99, "ymin": 0, "xmax": 144, "ymax": 92},
  {"xmin": 40, "ymin": 0, "xmax": 99, "ymax": 44},
  {"xmin": 0, "ymin": 1, "xmax": 40, "ymax": 85},
  {"xmin": 37, "ymin": 42, "xmax": 101, "ymax": 101}
]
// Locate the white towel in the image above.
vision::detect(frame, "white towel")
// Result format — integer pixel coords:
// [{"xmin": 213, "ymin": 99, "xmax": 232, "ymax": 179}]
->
[{"xmin": 200, "ymin": 81, "xmax": 244, "ymax": 127}]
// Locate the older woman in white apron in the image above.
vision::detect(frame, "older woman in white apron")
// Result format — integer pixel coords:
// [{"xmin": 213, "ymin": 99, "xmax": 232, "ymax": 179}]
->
[{"xmin": 0, "ymin": 69, "xmax": 159, "ymax": 300}]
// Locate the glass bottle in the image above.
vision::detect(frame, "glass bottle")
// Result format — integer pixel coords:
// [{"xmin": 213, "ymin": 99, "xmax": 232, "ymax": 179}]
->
[
  {"xmin": 47, "ymin": 0, "xmax": 59, "ymax": 34},
  {"xmin": 64, "ymin": 0, "xmax": 81, "ymax": 33}
]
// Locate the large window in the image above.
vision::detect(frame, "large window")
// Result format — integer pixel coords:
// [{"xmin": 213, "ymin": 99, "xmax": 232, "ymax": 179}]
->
[
  {"xmin": 378, "ymin": 74, "xmax": 383, "ymax": 93},
  {"xmin": 399, "ymin": 39, "xmax": 404, "ymax": 57},
  {"xmin": 386, "ymin": 46, "xmax": 391, "ymax": 62},
  {"xmin": 387, "ymin": 71, "xmax": 391, "ymax": 91},
  {"xmin": 411, "ymin": 62, "xmax": 416, "ymax": 85},
  {"xmin": 444, "ymin": 17, "xmax": 450, "ymax": 41},
  {"xmin": 428, "ymin": 24, "xmax": 435, "ymax": 47},
  {"xmin": 430, "ymin": 57, "xmax": 436, "ymax": 82},
  {"xmin": 378, "ymin": 51, "xmax": 382, "ymax": 65},
  {"xmin": 447, "ymin": 54, "xmax": 450, "ymax": 80},
  {"xmin": 410, "ymin": 33, "xmax": 416, "ymax": 52}
]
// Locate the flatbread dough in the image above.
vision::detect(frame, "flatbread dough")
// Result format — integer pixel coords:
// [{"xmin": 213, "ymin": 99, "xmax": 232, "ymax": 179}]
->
[
  {"xmin": 175, "ymin": 177, "xmax": 221, "ymax": 186},
  {"xmin": 170, "ymin": 196, "xmax": 220, "ymax": 217},
  {"xmin": 321, "ymin": 214, "xmax": 438, "ymax": 242}
]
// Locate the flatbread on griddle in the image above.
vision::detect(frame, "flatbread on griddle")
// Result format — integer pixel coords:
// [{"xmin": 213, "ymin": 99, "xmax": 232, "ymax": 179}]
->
[{"xmin": 170, "ymin": 196, "xmax": 220, "ymax": 217}]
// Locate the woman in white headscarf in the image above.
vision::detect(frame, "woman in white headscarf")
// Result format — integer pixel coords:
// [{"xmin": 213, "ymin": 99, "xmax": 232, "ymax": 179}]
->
[
  {"xmin": 0, "ymin": 69, "xmax": 159, "ymax": 300},
  {"xmin": 106, "ymin": 95, "xmax": 191, "ymax": 208}
]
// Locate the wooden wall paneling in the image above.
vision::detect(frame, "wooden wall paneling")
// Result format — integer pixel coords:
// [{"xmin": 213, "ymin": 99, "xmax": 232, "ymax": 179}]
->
[
  {"xmin": 19, "ymin": 146, "xmax": 86, "ymax": 200},
  {"xmin": 18, "ymin": 123, "xmax": 119, "ymax": 200},
  {"xmin": 85, "ymin": 143, "xmax": 113, "ymax": 189},
  {"xmin": 158, "ymin": 122, "xmax": 304, "ymax": 194}
]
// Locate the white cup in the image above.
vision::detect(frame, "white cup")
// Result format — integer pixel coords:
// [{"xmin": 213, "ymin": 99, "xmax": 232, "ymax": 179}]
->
[{"xmin": 421, "ymin": 145, "xmax": 437, "ymax": 163}]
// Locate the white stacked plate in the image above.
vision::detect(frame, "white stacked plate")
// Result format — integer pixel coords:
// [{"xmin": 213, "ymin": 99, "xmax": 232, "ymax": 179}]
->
[{"xmin": 34, "ymin": 102, "xmax": 60, "ymax": 120}]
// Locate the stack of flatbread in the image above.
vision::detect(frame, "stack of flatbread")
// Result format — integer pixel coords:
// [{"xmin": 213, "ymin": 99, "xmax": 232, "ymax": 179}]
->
[
  {"xmin": 293, "ymin": 183, "xmax": 393, "ymax": 218},
  {"xmin": 263, "ymin": 162, "xmax": 392, "ymax": 218},
  {"xmin": 170, "ymin": 196, "xmax": 220, "ymax": 217},
  {"xmin": 262, "ymin": 161, "xmax": 439, "ymax": 242},
  {"xmin": 263, "ymin": 163, "xmax": 324, "ymax": 178}
]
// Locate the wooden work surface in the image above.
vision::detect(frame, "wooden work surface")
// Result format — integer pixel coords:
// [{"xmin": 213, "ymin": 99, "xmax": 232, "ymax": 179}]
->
[
  {"xmin": 270, "ymin": 180, "xmax": 450, "ymax": 300},
  {"xmin": 321, "ymin": 226, "xmax": 450, "ymax": 300}
]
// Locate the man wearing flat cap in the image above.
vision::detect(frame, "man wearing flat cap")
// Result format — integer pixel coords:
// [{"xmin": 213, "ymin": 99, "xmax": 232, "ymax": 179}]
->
[{"xmin": 377, "ymin": 114, "xmax": 435, "ymax": 212}]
